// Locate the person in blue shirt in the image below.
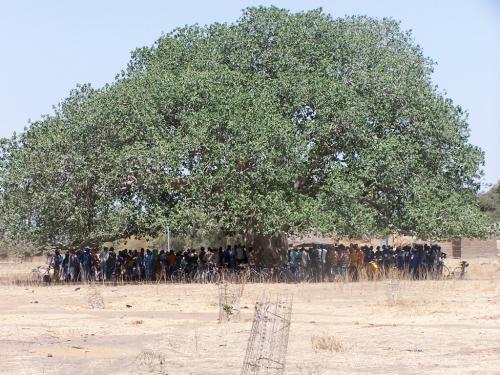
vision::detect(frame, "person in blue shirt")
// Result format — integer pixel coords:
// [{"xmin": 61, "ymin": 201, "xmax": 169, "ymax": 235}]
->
[
  {"xmin": 81, "ymin": 248, "xmax": 93, "ymax": 282},
  {"xmin": 144, "ymin": 249, "xmax": 153, "ymax": 281}
]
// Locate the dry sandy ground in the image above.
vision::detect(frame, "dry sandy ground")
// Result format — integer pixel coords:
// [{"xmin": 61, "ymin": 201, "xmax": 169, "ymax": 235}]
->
[{"xmin": 0, "ymin": 258, "xmax": 499, "ymax": 375}]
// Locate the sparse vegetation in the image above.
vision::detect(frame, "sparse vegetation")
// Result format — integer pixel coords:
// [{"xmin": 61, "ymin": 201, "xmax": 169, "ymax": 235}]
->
[
  {"xmin": 0, "ymin": 258, "xmax": 499, "ymax": 373},
  {"xmin": 134, "ymin": 350, "xmax": 169, "ymax": 374},
  {"xmin": 311, "ymin": 335, "xmax": 351, "ymax": 352},
  {"xmin": 0, "ymin": 239, "xmax": 43, "ymax": 259},
  {"xmin": 222, "ymin": 304, "xmax": 233, "ymax": 317},
  {"xmin": 87, "ymin": 287, "xmax": 105, "ymax": 309},
  {"xmin": 479, "ymin": 182, "xmax": 500, "ymax": 225}
]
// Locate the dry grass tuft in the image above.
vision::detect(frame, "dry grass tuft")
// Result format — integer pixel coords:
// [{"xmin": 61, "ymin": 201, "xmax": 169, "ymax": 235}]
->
[
  {"xmin": 134, "ymin": 349, "xmax": 169, "ymax": 374},
  {"xmin": 87, "ymin": 287, "xmax": 105, "ymax": 309},
  {"xmin": 311, "ymin": 335, "xmax": 350, "ymax": 352}
]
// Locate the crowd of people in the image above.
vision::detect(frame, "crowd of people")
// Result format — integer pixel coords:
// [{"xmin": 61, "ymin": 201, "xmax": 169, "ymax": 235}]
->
[
  {"xmin": 46, "ymin": 245, "xmax": 252, "ymax": 283},
  {"xmin": 44, "ymin": 242, "xmax": 449, "ymax": 283},
  {"xmin": 286, "ymin": 243, "xmax": 447, "ymax": 281}
]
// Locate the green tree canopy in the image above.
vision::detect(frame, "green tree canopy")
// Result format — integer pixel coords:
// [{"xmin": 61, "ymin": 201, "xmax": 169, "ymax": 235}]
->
[
  {"xmin": 479, "ymin": 182, "xmax": 500, "ymax": 225},
  {"xmin": 0, "ymin": 6, "xmax": 487, "ymax": 249}
]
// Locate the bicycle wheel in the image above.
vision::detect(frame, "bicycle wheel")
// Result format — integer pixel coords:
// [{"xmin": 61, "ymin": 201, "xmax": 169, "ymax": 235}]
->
[
  {"xmin": 191, "ymin": 271, "xmax": 203, "ymax": 283},
  {"xmin": 225, "ymin": 271, "xmax": 237, "ymax": 283},
  {"xmin": 451, "ymin": 266, "xmax": 467, "ymax": 280},
  {"xmin": 257, "ymin": 268, "xmax": 271, "ymax": 283},
  {"xmin": 295, "ymin": 267, "xmax": 308, "ymax": 282},
  {"xmin": 440, "ymin": 265, "xmax": 450, "ymax": 279},
  {"xmin": 170, "ymin": 270, "xmax": 185, "ymax": 283},
  {"xmin": 208, "ymin": 271, "xmax": 220, "ymax": 283},
  {"xmin": 249, "ymin": 270, "xmax": 263, "ymax": 283}
]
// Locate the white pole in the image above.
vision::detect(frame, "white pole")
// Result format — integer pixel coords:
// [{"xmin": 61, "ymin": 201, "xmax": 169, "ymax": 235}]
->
[{"xmin": 167, "ymin": 226, "xmax": 171, "ymax": 252}]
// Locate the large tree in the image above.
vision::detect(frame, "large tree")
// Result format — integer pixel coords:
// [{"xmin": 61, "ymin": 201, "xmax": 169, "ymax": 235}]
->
[{"xmin": 0, "ymin": 7, "xmax": 487, "ymax": 255}]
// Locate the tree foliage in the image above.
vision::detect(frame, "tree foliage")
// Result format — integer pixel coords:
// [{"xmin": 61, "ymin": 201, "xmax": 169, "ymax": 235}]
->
[
  {"xmin": 0, "ymin": 7, "xmax": 488, "ymax": 249},
  {"xmin": 479, "ymin": 182, "xmax": 500, "ymax": 225}
]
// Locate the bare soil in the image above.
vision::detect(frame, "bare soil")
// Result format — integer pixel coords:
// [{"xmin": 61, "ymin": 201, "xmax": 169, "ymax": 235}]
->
[{"xmin": 0, "ymin": 258, "xmax": 499, "ymax": 374}]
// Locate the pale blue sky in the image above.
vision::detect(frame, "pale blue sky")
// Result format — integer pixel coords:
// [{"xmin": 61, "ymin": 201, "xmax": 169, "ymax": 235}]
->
[{"xmin": 1, "ymin": 0, "xmax": 499, "ymax": 186}]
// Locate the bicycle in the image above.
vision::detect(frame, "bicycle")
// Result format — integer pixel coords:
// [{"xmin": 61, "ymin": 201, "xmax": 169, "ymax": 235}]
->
[
  {"xmin": 257, "ymin": 267, "xmax": 274, "ymax": 282},
  {"xmin": 205, "ymin": 267, "xmax": 221, "ymax": 283},
  {"xmin": 29, "ymin": 266, "xmax": 50, "ymax": 284},
  {"xmin": 278, "ymin": 263, "xmax": 309, "ymax": 283},
  {"xmin": 449, "ymin": 261, "xmax": 469, "ymax": 280},
  {"xmin": 170, "ymin": 268, "xmax": 186, "ymax": 283},
  {"xmin": 433, "ymin": 253, "xmax": 450, "ymax": 280},
  {"xmin": 200, "ymin": 264, "xmax": 221, "ymax": 284}
]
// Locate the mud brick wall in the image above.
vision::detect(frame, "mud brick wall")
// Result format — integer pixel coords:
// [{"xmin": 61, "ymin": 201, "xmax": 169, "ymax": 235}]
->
[{"xmin": 438, "ymin": 236, "xmax": 498, "ymax": 258}]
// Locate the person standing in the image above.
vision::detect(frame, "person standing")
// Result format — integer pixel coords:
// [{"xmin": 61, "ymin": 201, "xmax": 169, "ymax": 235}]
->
[
  {"xmin": 47, "ymin": 250, "xmax": 63, "ymax": 281},
  {"xmin": 167, "ymin": 250, "xmax": 176, "ymax": 275},
  {"xmin": 235, "ymin": 245, "xmax": 245, "ymax": 266},
  {"xmin": 144, "ymin": 249, "xmax": 153, "ymax": 281},
  {"xmin": 107, "ymin": 248, "xmax": 116, "ymax": 281},
  {"xmin": 99, "ymin": 247, "xmax": 110, "ymax": 281},
  {"xmin": 356, "ymin": 247, "xmax": 365, "ymax": 277},
  {"xmin": 199, "ymin": 247, "xmax": 207, "ymax": 270},
  {"xmin": 349, "ymin": 246, "xmax": 359, "ymax": 281},
  {"xmin": 81, "ymin": 248, "xmax": 93, "ymax": 282},
  {"xmin": 300, "ymin": 247, "xmax": 309, "ymax": 271},
  {"xmin": 61, "ymin": 251, "xmax": 70, "ymax": 281},
  {"xmin": 309, "ymin": 247, "xmax": 319, "ymax": 282}
]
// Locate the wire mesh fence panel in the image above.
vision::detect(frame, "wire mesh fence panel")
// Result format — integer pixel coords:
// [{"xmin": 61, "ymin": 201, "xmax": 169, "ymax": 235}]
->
[
  {"xmin": 87, "ymin": 286, "xmax": 105, "ymax": 309},
  {"xmin": 385, "ymin": 279, "xmax": 401, "ymax": 305},
  {"xmin": 241, "ymin": 294, "xmax": 293, "ymax": 375},
  {"xmin": 218, "ymin": 282, "xmax": 241, "ymax": 322}
]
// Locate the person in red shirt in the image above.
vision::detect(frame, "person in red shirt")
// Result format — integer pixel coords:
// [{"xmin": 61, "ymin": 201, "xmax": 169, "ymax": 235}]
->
[{"xmin": 167, "ymin": 250, "xmax": 176, "ymax": 275}]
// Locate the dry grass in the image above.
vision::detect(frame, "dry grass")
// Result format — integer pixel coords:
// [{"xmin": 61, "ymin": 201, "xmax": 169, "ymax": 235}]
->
[
  {"xmin": 134, "ymin": 349, "xmax": 169, "ymax": 374},
  {"xmin": 467, "ymin": 259, "xmax": 500, "ymax": 278},
  {"xmin": 87, "ymin": 287, "xmax": 105, "ymax": 309},
  {"xmin": 1, "ymin": 274, "xmax": 499, "ymax": 374},
  {"xmin": 311, "ymin": 334, "xmax": 351, "ymax": 352},
  {"xmin": 0, "ymin": 257, "xmax": 499, "ymax": 374}
]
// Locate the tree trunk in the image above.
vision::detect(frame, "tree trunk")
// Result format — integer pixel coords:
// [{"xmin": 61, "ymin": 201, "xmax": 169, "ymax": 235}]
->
[{"xmin": 245, "ymin": 229, "xmax": 288, "ymax": 266}]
